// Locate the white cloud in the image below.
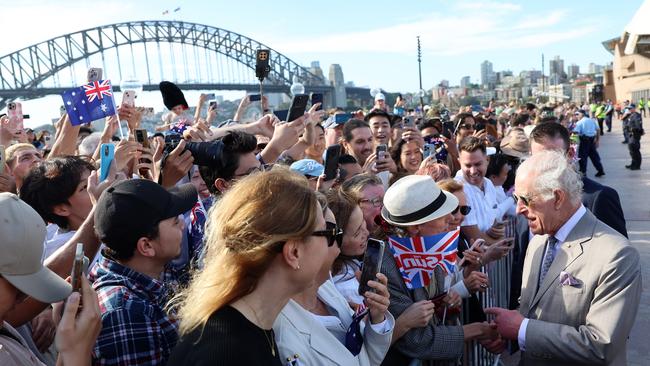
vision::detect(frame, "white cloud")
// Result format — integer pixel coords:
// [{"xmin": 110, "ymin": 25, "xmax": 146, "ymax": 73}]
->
[{"xmin": 270, "ymin": 5, "xmax": 585, "ymax": 57}]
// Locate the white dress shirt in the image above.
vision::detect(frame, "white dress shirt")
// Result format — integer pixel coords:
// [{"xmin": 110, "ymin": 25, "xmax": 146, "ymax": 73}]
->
[
  {"xmin": 518, "ymin": 205, "xmax": 587, "ymax": 350},
  {"xmin": 454, "ymin": 171, "xmax": 500, "ymax": 232}
]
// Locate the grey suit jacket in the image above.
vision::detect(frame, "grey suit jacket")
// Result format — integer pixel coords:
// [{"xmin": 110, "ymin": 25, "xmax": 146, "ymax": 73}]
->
[{"xmin": 519, "ymin": 210, "xmax": 642, "ymax": 366}]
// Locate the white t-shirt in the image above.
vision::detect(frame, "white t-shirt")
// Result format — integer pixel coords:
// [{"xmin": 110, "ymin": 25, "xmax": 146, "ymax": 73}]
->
[
  {"xmin": 43, "ymin": 224, "xmax": 103, "ymax": 267},
  {"xmin": 331, "ymin": 260, "xmax": 364, "ymax": 305},
  {"xmin": 454, "ymin": 172, "xmax": 499, "ymax": 232}
]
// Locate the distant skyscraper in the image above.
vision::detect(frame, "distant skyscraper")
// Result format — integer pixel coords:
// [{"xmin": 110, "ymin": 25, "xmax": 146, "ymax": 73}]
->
[
  {"xmin": 549, "ymin": 56, "xmax": 566, "ymax": 84},
  {"xmin": 308, "ymin": 61, "xmax": 324, "ymax": 80},
  {"xmin": 481, "ymin": 60, "xmax": 493, "ymax": 86},
  {"xmin": 567, "ymin": 64, "xmax": 580, "ymax": 79},
  {"xmin": 440, "ymin": 79, "xmax": 450, "ymax": 88},
  {"xmin": 329, "ymin": 64, "xmax": 347, "ymax": 108},
  {"xmin": 588, "ymin": 63, "xmax": 604, "ymax": 74},
  {"xmin": 460, "ymin": 76, "xmax": 470, "ymax": 88}
]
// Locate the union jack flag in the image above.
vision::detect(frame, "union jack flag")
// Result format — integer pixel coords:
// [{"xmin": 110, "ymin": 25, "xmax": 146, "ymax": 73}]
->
[
  {"xmin": 387, "ymin": 229, "xmax": 460, "ymax": 290},
  {"xmin": 83, "ymin": 80, "xmax": 113, "ymax": 102}
]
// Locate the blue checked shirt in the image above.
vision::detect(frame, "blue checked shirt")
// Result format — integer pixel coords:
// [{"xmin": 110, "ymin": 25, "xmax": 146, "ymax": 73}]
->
[{"xmin": 90, "ymin": 252, "xmax": 179, "ymax": 366}]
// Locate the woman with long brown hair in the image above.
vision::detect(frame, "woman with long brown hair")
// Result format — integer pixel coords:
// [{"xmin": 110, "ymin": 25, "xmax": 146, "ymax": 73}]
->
[{"xmin": 168, "ymin": 169, "xmax": 334, "ymax": 365}]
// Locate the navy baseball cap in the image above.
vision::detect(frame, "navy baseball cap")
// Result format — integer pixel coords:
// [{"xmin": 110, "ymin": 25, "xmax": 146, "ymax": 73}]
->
[{"xmin": 95, "ymin": 179, "xmax": 197, "ymax": 251}]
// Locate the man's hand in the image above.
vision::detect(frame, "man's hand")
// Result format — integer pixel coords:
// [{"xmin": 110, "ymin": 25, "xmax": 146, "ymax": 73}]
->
[
  {"xmin": 443, "ymin": 291, "xmax": 462, "ymax": 309},
  {"xmin": 160, "ymin": 139, "xmax": 194, "ymax": 188},
  {"xmin": 250, "ymin": 114, "xmax": 276, "ymax": 138},
  {"xmin": 87, "ymin": 164, "xmax": 126, "ymax": 206},
  {"xmin": 117, "ymin": 104, "xmax": 142, "ymax": 132},
  {"xmin": 464, "ymin": 271, "xmax": 489, "ymax": 293},
  {"xmin": 101, "ymin": 115, "xmax": 119, "ymax": 141},
  {"xmin": 479, "ymin": 333, "xmax": 507, "ymax": 354},
  {"xmin": 397, "ymin": 300, "xmax": 435, "ymax": 329},
  {"xmin": 183, "ymin": 121, "xmax": 213, "ymax": 141},
  {"xmin": 484, "ymin": 307, "xmax": 525, "ymax": 340},
  {"xmin": 401, "ymin": 126, "xmax": 424, "ymax": 147},
  {"xmin": 482, "ymin": 237, "xmax": 514, "ymax": 264},
  {"xmin": 31, "ymin": 307, "xmax": 56, "ymax": 352},
  {"xmin": 113, "ymin": 140, "xmax": 140, "ymax": 172},
  {"xmin": 0, "ymin": 169, "xmax": 14, "ymax": 193}
]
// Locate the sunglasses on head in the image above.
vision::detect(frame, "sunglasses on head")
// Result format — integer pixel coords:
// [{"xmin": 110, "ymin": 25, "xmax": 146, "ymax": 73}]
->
[
  {"xmin": 312, "ymin": 222, "xmax": 343, "ymax": 247},
  {"xmin": 451, "ymin": 205, "xmax": 471, "ymax": 215}
]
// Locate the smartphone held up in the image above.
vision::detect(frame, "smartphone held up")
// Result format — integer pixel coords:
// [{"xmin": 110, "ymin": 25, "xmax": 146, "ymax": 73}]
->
[{"xmin": 358, "ymin": 239, "xmax": 385, "ymax": 296}]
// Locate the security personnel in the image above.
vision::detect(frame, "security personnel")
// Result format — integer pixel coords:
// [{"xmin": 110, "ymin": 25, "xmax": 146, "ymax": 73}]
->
[
  {"xmin": 639, "ymin": 98, "xmax": 646, "ymax": 118},
  {"xmin": 595, "ymin": 102, "xmax": 606, "ymax": 135},
  {"xmin": 573, "ymin": 109, "xmax": 605, "ymax": 177},
  {"xmin": 626, "ymin": 104, "xmax": 644, "ymax": 170}
]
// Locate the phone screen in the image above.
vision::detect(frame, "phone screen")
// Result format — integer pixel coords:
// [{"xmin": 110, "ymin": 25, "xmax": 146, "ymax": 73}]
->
[
  {"xmin": 249, "ymin": 94, "xmax": 261, "ymax": 102},
  {"xmin": 358, "ymin": 239, "xmax": 385, "ymax": 295},
  {"xmin": 0, "ymin": 145, "xmax": 5, "ymax": 174},
  {"xmin": 311, "ymin": 93, "xmax": 323, "ymax": 111},
  {"xmin": 334, "ymin": 113, "xmax": 353, "ymax": 124},
  {"xmin": 324, "ymin": 144, "xmax": 341, "ymax": 181},
  {"xmin": 375, "ymin": 144, "xmax": 388, "ymax": 160},
  {"xmin": 135, "ymin": 129, "xmax": 149, "ymax": 148}
]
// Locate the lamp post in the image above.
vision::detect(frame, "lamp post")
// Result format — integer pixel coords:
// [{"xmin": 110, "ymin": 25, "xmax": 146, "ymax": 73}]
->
[{"xmin": 417, "ymin": 36, "xmax": 424, "ymax": 110}]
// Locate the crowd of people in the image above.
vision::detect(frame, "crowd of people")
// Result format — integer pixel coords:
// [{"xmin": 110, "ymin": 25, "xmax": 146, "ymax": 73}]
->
[{"xmin": 0, "ymin": 79, "xmax": 643, "ymax": 366}]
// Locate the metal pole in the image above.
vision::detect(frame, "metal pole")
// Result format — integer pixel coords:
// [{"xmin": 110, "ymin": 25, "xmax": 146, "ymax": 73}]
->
[
  {"xmin": 417, "ymin": 36, "xmax": 424, "ymax": 110},
  {"xmin": 541, "ymin": 53, "xmax": 545, "ymax": 102}
]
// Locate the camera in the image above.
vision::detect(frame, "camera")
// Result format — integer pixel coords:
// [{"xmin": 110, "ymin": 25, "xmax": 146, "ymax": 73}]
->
[{"xmin": 163, "ymin": 133, "xmax": 224, "ymax": 166}]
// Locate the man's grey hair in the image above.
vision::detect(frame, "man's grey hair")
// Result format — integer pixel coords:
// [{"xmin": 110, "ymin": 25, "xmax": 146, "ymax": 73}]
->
[{"xmin": 517, "ymin": 149, "xmax": 583, "ymax": 206}]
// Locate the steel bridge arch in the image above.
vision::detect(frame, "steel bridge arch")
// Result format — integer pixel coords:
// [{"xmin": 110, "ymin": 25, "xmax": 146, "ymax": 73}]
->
[{"xmin": 0, "ymin": 20, "xmax": 325, "ymax": 106}]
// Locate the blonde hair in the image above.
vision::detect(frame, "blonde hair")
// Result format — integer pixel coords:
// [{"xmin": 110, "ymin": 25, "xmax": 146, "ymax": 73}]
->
[
  {"xmin": 5, "ymin": 143, "xmax": 37, "ymax": 166},
  {"xmin": 173, "ymin": 168, "xmax": 319, "ymax": 335},
  {"xmin": 437, "ymin": 178, "xmax": 463, "ymax": 194}
]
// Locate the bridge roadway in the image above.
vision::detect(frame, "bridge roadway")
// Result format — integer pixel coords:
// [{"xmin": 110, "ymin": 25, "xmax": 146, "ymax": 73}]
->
[{"xmin": 499, "ymin": 116, "xmax": 650, "ymax": 365}]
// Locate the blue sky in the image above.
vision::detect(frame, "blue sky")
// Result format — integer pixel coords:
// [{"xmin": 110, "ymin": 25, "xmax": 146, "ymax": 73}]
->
[{"xmin": 0, "ymin": 0, "xmax": 645, "ymax": 126}]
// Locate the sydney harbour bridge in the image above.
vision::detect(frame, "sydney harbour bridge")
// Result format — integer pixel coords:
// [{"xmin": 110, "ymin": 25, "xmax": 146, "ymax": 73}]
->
[{"xmin": 0, "ymin": 20, "xmax": 373, "ymax": 110}]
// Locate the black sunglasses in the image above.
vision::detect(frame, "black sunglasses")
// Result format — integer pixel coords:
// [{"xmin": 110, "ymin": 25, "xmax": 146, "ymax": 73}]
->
[
  {"xmin": 451, "ymin": 205, "xmax": 471, "ymax": 215},
  {"xmin": 312, "ymin": 222, "xmax": 343, "ymax": 248}
]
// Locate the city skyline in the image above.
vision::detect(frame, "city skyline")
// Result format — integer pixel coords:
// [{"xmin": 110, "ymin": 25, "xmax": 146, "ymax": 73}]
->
[{"xmin": 0, "ymin": 0, "xmax": 643, "ymax": 93}]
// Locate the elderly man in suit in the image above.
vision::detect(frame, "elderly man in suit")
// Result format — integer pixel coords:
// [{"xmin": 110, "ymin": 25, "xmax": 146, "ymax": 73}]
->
[
  {"xmin": 486, "ymin": 150, "xmax": 641, "ymax": 365},
  {"xmin": 509, "ymin": 121, "xmax": 627, "ymax": 310}
]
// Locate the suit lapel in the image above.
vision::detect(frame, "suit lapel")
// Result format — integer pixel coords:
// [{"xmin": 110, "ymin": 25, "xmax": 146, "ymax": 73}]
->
[
  {"xmin": 529, "ymin": 212, "xmax": 595, "ymax": 310},
  {"xmin": 520, "ymin": 235, "xmax": 546, "ymax": 314}
]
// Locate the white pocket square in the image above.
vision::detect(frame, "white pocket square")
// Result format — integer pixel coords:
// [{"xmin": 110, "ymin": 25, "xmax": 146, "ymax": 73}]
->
[{"xmin": 559, "ymin": 271, "xmax": 580, "ymax": 287}]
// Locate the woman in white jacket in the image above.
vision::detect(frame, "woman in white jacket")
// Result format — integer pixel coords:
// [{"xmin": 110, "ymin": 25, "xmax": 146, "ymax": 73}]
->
[{"xmin": 274, "ymin": 196, "xmax": 394, "ymax": 366}]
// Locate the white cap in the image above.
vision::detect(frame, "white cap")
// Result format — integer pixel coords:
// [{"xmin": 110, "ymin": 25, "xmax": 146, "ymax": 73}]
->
[
  {"xmin": 0, "ymin": 193, "xmax": 72, "ymax": 303},
  {"xmin": 375, "ymin": 93, "xmax": 386, "ymax": 101}
]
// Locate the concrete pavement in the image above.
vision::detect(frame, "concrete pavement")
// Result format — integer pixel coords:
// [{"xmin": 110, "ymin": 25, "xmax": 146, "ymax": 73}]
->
[{"xmin": 500, "ymin": 117, "xmax": 649, "ymax": 366}]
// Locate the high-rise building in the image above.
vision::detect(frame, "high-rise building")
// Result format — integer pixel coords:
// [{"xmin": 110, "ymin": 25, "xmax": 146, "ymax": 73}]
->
[
  {"xmin": 460, "ymin": 76, "xmax": 470, "ymax": 88},
  {"xmin": 588, "ymin": 63, "xmax": 604, "ymax": 74},
  {"xmin": 309, "ymin": 61, "xmax": 324, "ymax": 80},
  {"xmin": 567, "ymin": 64, "xmax": 580, "ymax": 79},
  {"xmin": 481, "ymin": 60, "xmax": 493, "ymax": 86},
  {"xmin": 328, "ymin": 64, "xmax": 347, "ymax": 108},
  {"xmin": 440, "ymin": 79, "xmax": 450, "ymax": 88},
  {"xmin": 549, "ymin": 56, "xmax": 566, "ymax": 84}
]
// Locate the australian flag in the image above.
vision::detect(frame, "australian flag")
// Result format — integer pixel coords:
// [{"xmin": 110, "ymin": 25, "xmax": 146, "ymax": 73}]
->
[
  {"xmin": 61, "ymin": 80, "xmax": 116, "ymax": 126},
  {"xmin": 388, "ymin": 229, "xmax": 460, "ymax": 290}
]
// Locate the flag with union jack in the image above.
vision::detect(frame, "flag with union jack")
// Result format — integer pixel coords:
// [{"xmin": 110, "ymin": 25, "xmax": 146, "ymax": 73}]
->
[
  {"xmin": 387, "ymin": 229, "xmax": 460, "ymax": 290},
  {"xmin": 61, "ymin": 80, "xmax": 116, "ymax": 126}
]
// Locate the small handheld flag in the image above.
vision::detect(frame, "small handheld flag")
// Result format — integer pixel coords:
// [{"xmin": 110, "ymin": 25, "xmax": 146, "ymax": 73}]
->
[
  {"xmin": 387, "ymin": 229, "xmax": 460, "ymax": 290},
  {"xmin": 61, "ymin": 80, "xmax": 116, "ymax": 126}
]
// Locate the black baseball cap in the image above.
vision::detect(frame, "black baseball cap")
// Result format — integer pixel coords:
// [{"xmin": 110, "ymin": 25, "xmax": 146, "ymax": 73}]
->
[{"xmin": 94, "ymin": 179, "xmax": 197, "ymax": 256}]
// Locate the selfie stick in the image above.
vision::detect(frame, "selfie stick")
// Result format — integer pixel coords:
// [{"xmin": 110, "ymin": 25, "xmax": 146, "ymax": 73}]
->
[{"xmin": 417, "ymin": 36, "xmax": 424, "ymax": 112}]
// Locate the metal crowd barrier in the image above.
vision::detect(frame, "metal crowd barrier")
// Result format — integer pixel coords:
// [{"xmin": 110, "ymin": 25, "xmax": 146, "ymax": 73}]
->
[{"xmin": 461, "ymin": 218, "xmax": 516, "ymax": 366}]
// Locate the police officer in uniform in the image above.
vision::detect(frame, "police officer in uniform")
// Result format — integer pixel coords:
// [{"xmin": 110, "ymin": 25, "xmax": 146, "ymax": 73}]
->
[
  {"xmin": 573, "ymin": 109, "xmax": 605, "ymax": 177},
  {"xmin": 625, "ymin": 104, "xmax": 644, "ymax": 170}
]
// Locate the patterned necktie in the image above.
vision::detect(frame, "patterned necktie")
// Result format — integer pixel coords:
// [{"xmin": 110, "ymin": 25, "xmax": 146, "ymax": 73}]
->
[
  {"xmin": 538, "ymin": 236, "xmax": 558, "ymax": 288},
  {"xmin": 344, "ymin": 304, "xmax": 368, "ymax": 356}
]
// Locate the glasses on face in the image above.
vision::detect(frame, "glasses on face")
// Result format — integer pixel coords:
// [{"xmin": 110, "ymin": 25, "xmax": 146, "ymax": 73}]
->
[
  {"xmin": 513, "ymin": 192, "xmax": 535, "ymax": 207},
  {"xmin": 232, "ymin": 164, "xmax": 272, "ymax": 179},
  {"xmin": 451, "ymin": 205, "xmax": 471, "ymax": 215},
  {"xmin": 312, "ymin": 222, "xmax": 343, "ymax": 248},
  {"xmin": 360, "ymin": 197, "xmax": 383, "ymax": 208},
  {"xmin": 459, "ymin": 124, "xmax": 475, "ymax": 130}
]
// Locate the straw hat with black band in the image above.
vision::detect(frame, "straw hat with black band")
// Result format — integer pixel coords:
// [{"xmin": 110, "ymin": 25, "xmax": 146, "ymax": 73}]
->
[{"xmin": 381, "ymin": 175, "xmax": 459, "ymax": 227}]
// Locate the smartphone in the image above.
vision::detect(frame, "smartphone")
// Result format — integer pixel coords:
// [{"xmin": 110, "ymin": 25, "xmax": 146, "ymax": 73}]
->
[
  {"xmin": 209, "ymin": 101, "xmax": 218, "ymax": 110},
  {"xmin": 310, "ymin": 93, "xmax": 323, "ymax": 111},
  {"xmin": 87, "ymin": 67, "xmax": 103, "ymax": 82},
  {"xmin": 134, "ymin": 129, "xmax": 149, "ymax": 148},
  {"xmin": 375, "ymin": 144, "xmax": 388, "ymax": 160},
  {"xmin": 255, "ymin": 49, "xmax": 271, "ymax": 81},
  {"xmin": 358, "ymin": 239, "xmax": 385, "ymax": 296},
  {"xmin": 70, "ymin": 243, "xmax": 84, "ymax": 293},
  {"xmin": 99, "ymin": 143, "xmax": 115, "ymax": 182},
  {"xmin": 205, "ymin": 93, "xmax": 216, "ymax": 100},
  {"xmin": 273, "ymin": 109, "xmax": 288, "ymax": 122},
  {"xmin": 423, "ymin": 143, "xmax": 435, "ymax": 159},
  {"xmin": 7, "ymin": 102, "xmax": 23, "ymax": 133},
  {"xmin": 122, "ymin": 90, "xmax": 136, "ymax": 107},
  {"xmin": 334, "ymin": 113, "xmax": 353, "ymax": 124},
  {"xmin": 404, "ymin": 116, "xmax": 414, "ymax": 127},
  {"xmin": 324, "ymin": 144, "xmax": 342, "ymax": 181},
  {"xmin": 164, "ymin": 133, "xmax": 182, "ymax": 154},
  {"xmin": 0, "ymin": 145, "xmax": 5, "ymax": 174},
  {"xmin": 286, "ymin": 94, "xmax": 309, "ymax": 122},
  {"xmin": 248, "ymin": 94, "xmax": 261, "ymax": 102},
  {"xmin": 60, "ymin": 105, "xmax": 66, "ymax": 116}
]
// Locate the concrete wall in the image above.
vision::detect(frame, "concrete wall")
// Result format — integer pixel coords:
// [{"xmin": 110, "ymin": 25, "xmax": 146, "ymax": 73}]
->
[{"xmin": 612, "ymin": 38, "xmax": 650, "ymax": 102}]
